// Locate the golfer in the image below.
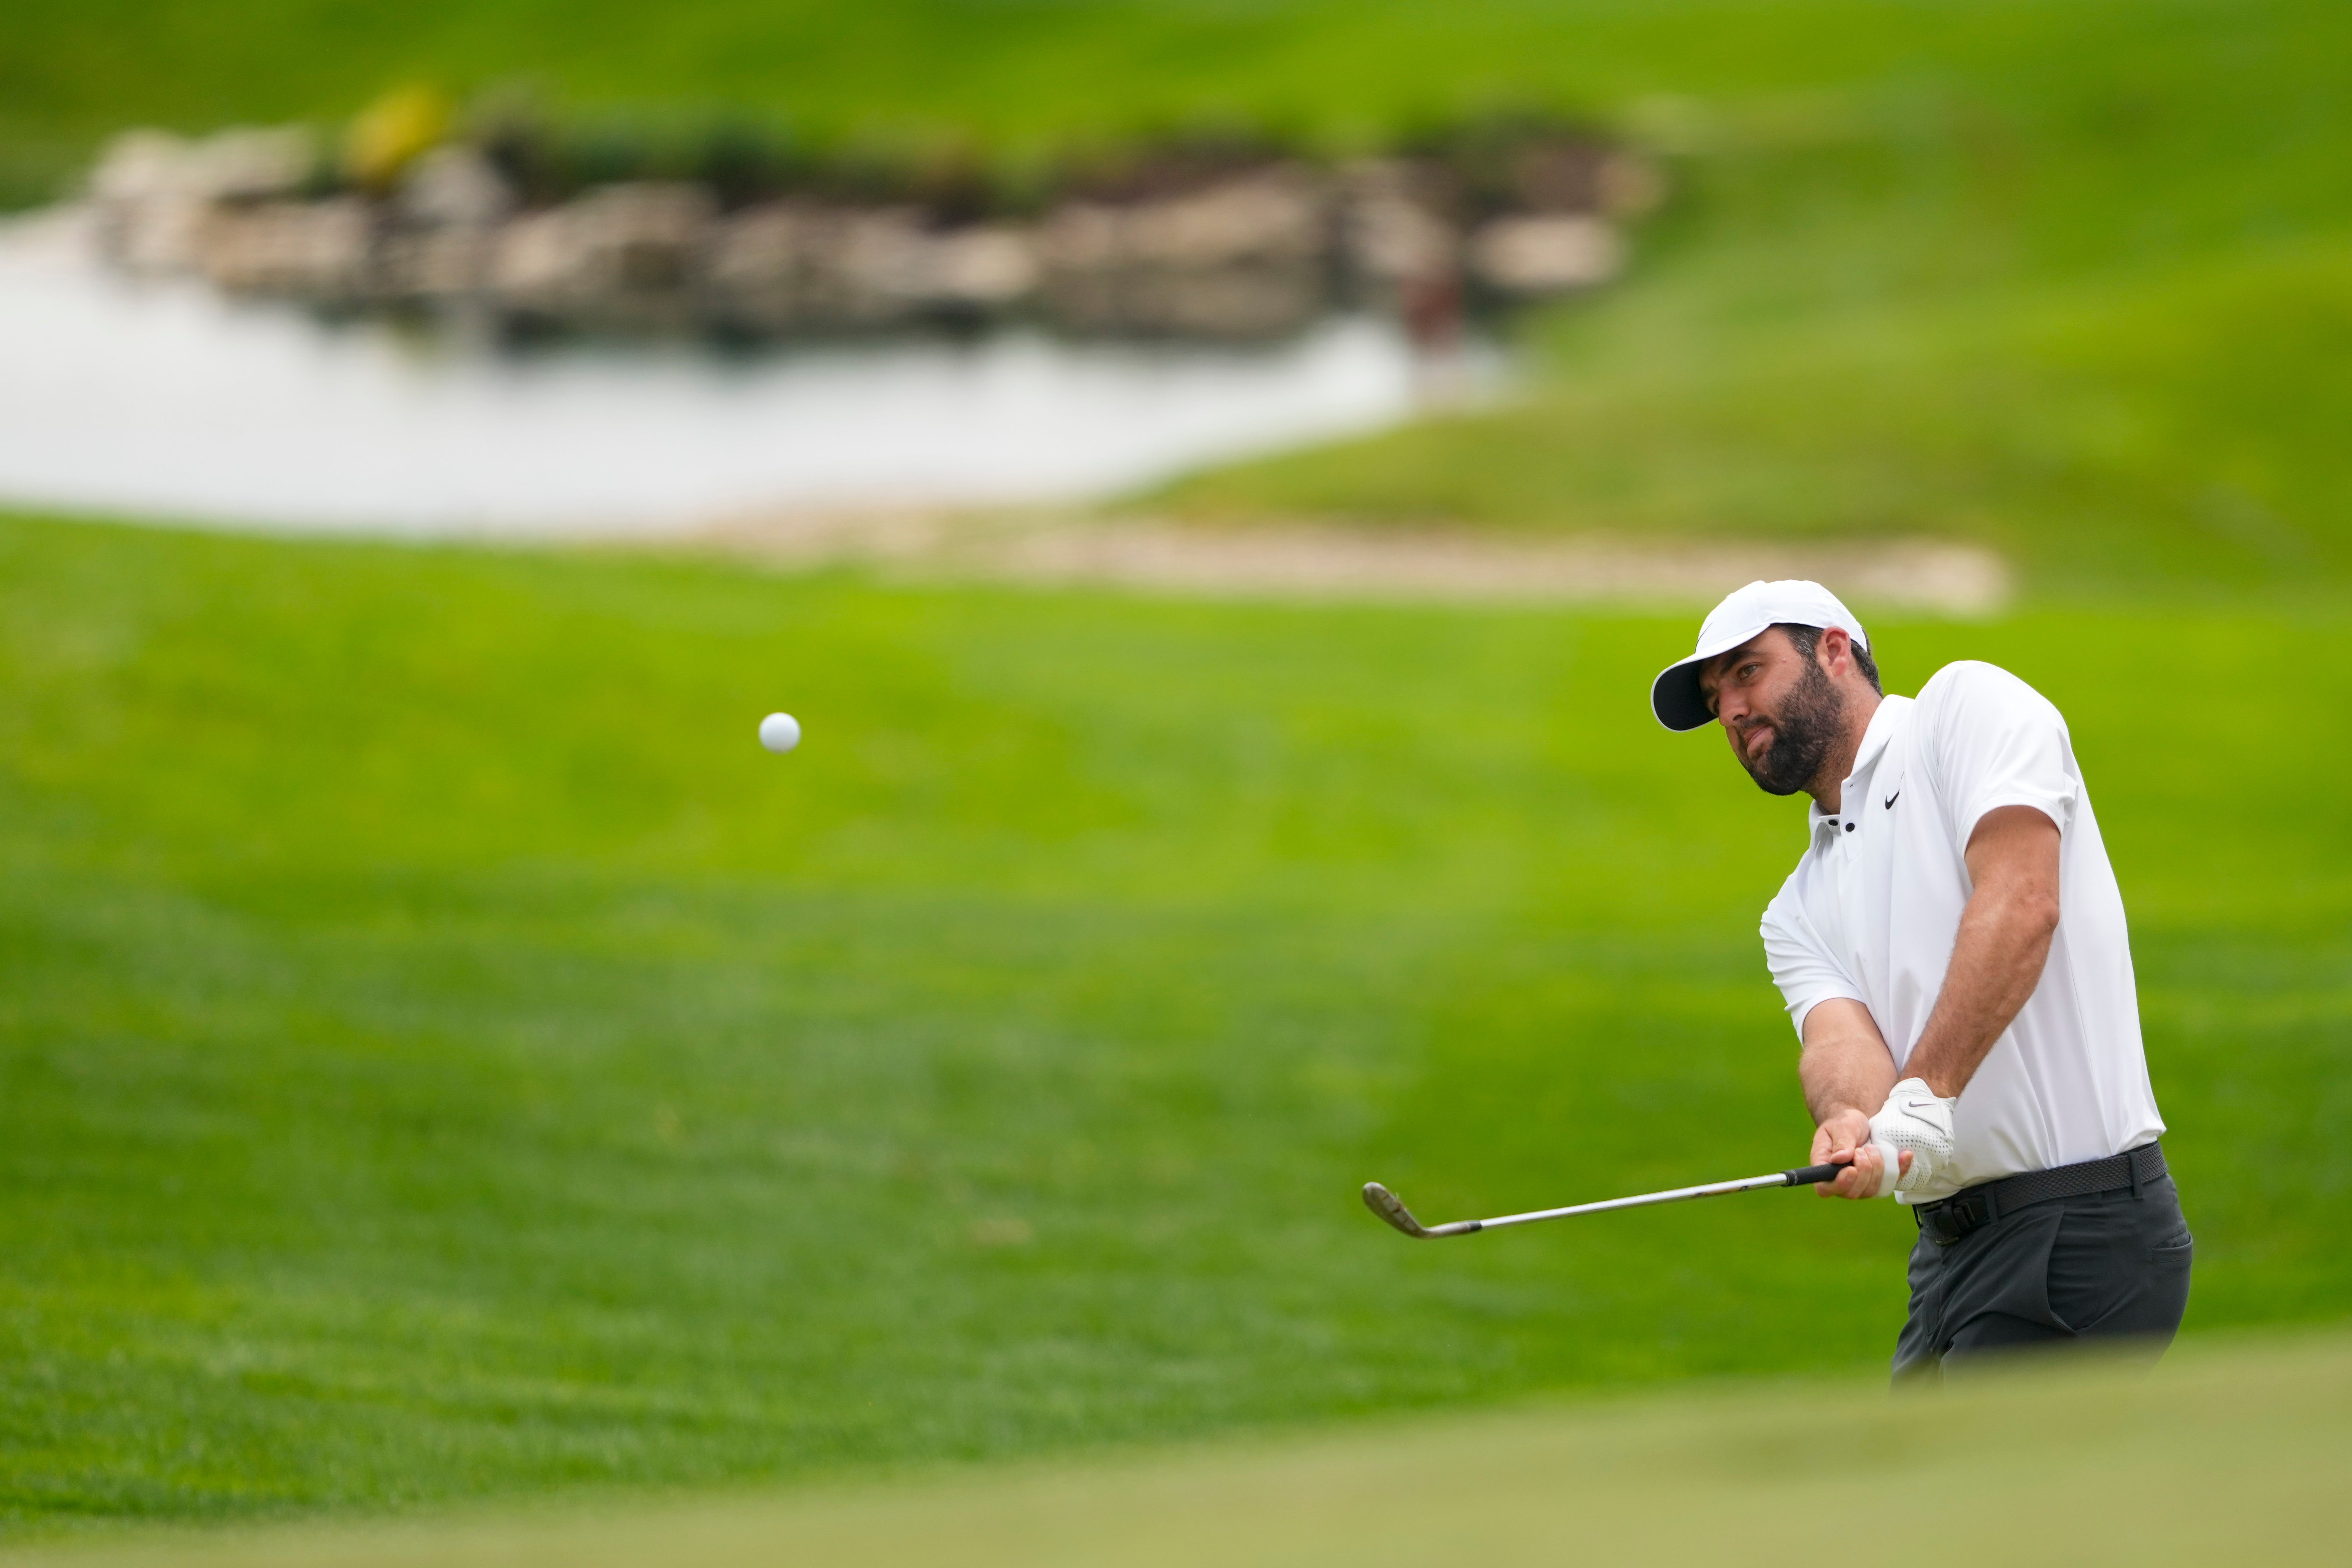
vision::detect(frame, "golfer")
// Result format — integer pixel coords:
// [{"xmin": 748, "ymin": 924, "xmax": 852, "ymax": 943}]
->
[{"xmin": 1651, "ymin": 581, "xmax": 2192, "ymax": 1379}]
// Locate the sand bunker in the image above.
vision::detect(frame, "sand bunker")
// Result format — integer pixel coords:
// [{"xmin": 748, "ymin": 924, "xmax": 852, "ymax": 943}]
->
[{"xmin": 692, "ymin": 511, "xmax": 2013, "ymax": 615}]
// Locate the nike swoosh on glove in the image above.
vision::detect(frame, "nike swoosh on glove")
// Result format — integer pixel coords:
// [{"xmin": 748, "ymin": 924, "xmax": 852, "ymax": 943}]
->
[{"xmin": 1867, "ymin": 1076, "xmax": 1958, "ymax": 1197}]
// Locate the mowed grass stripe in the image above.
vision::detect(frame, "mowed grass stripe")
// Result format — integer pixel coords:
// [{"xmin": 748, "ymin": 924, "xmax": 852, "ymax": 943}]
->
[
  {"xmin": 6, "ymin": 1335, "xmax": 2346, "ymax": 1568},
  {"xmin": 0, "ymin": 515, "xmax": 2345, "ymax": 1525}
]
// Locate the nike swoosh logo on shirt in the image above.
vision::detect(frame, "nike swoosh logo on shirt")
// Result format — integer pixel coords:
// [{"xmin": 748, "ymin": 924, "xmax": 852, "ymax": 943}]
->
[{"xmin": 1884, "ymin": 791, "xmax": 1901, "ymax": 809}]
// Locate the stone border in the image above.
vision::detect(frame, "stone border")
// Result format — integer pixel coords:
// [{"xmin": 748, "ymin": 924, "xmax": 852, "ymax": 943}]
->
[{"xmin": 83, "ymin": 125, "xmax": 1659, "ymax": 342}]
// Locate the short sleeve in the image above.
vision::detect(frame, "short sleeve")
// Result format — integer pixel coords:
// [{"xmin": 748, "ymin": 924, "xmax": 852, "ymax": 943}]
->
[
  {"xmin": 1761, "ymin": 883, "xmax": 1864, "ymax": 1040},
  {"xmin": 1917, "ymin": 661, "xmax": 2080, "ymax": 846}
]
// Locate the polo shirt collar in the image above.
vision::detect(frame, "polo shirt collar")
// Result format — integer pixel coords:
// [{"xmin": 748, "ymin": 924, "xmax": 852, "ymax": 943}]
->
[{"xmin": 1809, "ymin": 694, "xmax": 1913, "ymax": 832}]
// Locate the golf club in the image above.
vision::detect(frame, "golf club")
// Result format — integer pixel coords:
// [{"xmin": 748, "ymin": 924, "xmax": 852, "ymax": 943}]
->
[{"xmin": 1363, "ymin": 1162, "xmax": 1848, "ymax": 1239}]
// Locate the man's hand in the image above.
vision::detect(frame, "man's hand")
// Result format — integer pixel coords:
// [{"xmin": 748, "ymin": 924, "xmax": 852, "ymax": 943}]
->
[
  {"xmin": 1810, "ymin": 1105, "xmax": 1910, "ymax": 1200},
  {"xmin": 1868, "ymin": 1076, "xmax": 1958, "ymax": 1193},
  {"xmin": 1799, "ymin": 999, "xmax": 1907, "ymax": 1200}
]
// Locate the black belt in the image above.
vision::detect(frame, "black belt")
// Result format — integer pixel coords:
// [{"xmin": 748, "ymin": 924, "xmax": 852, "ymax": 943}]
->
[{"xmin": 1914, "ymin": 1141, "xmax": 2167, "ymax": 1247}]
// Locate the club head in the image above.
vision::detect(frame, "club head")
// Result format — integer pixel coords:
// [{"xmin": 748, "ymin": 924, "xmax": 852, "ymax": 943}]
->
[{"xmin": 1362, "ymin": 1182, "xmax": 1480, "ymax": 1239}]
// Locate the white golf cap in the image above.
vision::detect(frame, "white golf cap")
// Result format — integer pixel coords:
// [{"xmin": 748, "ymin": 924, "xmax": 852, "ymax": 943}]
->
[{"xmin": 1650, "ymin": 579, "xmax": 1869, "ymax": 732}]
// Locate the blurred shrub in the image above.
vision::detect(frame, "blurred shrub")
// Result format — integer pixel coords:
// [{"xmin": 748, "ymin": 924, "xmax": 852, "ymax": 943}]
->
[{"xmin": 346, "ymin": 85, "xmax": 453, "ymax": 191}]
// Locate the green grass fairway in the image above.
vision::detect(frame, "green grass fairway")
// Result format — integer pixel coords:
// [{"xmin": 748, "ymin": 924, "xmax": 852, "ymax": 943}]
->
[
  {"xmin": 2, "ymin": 513, "xmax": 2346, "ymax": 1528},
  {"xmin": 9, "ymin": 0, "xmax": 2350, "ymax": 1539},
  {"xmin": 7, "ymin": 1334, "xmax": 2346, "ymax": 1568},
  {"xmin": 5, "ymin": 2, "xmax": 2328, "ymax": 169}
]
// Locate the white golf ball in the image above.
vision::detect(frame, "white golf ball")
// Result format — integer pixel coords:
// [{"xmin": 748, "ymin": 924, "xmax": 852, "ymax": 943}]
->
[{"xmin": 758, "ymin": 712, "xmax": 802, "ymax": 753}]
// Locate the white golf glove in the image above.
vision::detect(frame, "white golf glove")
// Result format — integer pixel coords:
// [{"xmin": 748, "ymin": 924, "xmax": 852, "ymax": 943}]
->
[{"xmin": 1867, "ymin": 1077, "xmax": 1957, "ymax": 1197}]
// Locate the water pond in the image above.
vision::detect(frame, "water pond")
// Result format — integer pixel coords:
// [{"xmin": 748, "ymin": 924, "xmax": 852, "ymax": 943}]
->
[{"xmin": 0, "ymin": 212, "xmax": 1493, "ymax": 539}]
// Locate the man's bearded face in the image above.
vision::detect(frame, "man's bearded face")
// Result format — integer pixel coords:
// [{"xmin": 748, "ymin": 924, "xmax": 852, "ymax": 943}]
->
[{"xmin": 1733, "ymin": 647, "xmax": 1846, "ymax": 797}]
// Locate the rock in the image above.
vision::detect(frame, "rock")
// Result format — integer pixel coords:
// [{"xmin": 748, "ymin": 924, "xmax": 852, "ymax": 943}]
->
[
  {"xmin": 701, "ymin": 202, "xmax": 828, "ymax": 328},
  {"xmin": 1339, "ymin": 159, "xmax": 1461, "ymax": 290},
  {"xmin": 376, "ymin": 225, "xmax": 497, "ymax": 300},
  {"xmin": 703, "ymin": 203, "xmax": 931, "ymax": 328},
  {"xmin": 89, "ymin": 130, "xmax": 199, "ymax": 218},
  {"xmin": 196, "ymin": 199, "xmax": 373, "ymax": 298},
  {"xmin": 92, "ymin": 191, "xmax": 211, "ymax": 276},
  {"xmin": 1466, "ymin": 215, "xmax": 1621, "ymax": 294},
  {"xmin": 1120, "ymin": 167, "xmax": 1329, "ymax": 269},
  {"xmin": 924, "ymin": 225, "xmax": 1039, "ymax": 307},
  {"xmin": 112, "ymin": 126, "xmax": 314, "ymax": 204},
  {"xmin": 398, "ymin": 146, "xmax": 513, "ymax": 230},
  {"xmin": 369, "ymin": 147, "xmax": 516, "ymax": 302},
  {"xmin": 825, "ymin": 209, "xmax": 946, "ymax": 319},
  {"xmin": 88, "ymin": 126, "xmax": 315, "ymax": 274},
  {"xmin": 491, "ymin": 182, "xmax": 716, "ymax": 322},
  {"xmin": 1039, "ymin": 166, "xmax": 1328, "ymax": 274},
  {"xmin": 705, "ymin": 208, "xmax": 1039, "ymax": 329},
  {"xmin": 1043, "ymin": 263, "xmax": 1324, "ymax": 339},
  {"xmin": 1036, "ymin": 167, "xmax": 1330, "ymax": 336}
]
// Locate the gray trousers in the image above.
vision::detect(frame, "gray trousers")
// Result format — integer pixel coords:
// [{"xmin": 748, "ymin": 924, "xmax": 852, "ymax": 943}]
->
[{"xmin": 1892, "ymin": 1171, "xmax": 2193, "ymax": 1382}]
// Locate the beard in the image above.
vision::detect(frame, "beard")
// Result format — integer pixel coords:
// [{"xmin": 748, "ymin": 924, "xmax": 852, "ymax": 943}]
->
[{"xmin": 1740, "ymin": 655, "xmax": 1846, "ymax": 796}]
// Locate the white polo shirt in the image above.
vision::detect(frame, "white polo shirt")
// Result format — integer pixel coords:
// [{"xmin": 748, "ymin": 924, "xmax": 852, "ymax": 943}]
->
[{"xmin": 1761, "ymin": 660, "xmax": 2165, "ymax": 1203}]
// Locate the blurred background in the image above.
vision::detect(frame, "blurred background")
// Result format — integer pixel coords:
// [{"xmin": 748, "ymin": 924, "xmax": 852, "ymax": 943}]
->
[{"xmin": 0, "ymin": 0, "xmax": 2347, "ymax": 1548}]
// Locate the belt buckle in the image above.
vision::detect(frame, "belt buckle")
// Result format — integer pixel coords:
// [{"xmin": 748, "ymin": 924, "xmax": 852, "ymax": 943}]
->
[{"xmin": 1926, "ymin": 1188, "xmax": 1987, "ymax": 1247}]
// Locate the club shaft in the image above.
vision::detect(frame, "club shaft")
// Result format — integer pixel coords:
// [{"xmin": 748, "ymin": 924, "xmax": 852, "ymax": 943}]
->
[{"xmin": 1475, "ymin": 1166, "xmax": 1836, "ymax": 1231}]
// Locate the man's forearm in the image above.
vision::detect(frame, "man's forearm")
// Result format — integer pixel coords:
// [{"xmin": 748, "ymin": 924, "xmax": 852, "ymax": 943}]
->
[
  {"xmin": 1905, "ymin": 807, "xmax": 2062, "ymax": 1098},
  {"xmin": 1803, "ymin": 1044, "xmax": 1888, "ymax": 1128},
  {"xmin": 1797, "ymin": 999, "xmax": 1900, "ymax": 1199},
  {"xmin": 1799, "ymin": 999, "xmax": 1896, "ymax": 1126}
]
